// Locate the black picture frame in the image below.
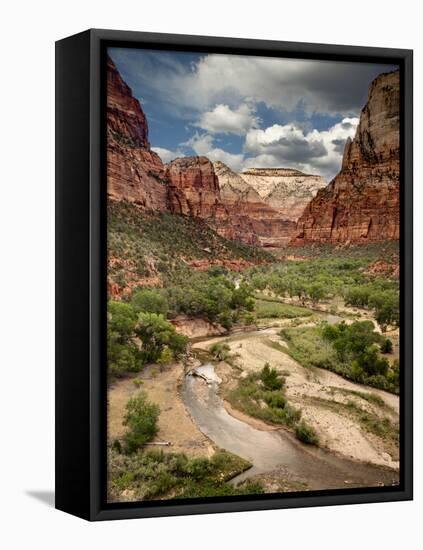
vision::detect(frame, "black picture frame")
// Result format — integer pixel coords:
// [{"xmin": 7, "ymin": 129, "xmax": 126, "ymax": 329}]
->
[{"xmin": 55, "ymin": 28, "xmax": 413, "ymax": 521}]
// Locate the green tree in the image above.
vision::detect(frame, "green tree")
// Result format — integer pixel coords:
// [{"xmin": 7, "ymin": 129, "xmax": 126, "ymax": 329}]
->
[
  {"xmin": 107, "ymin": 301, "xmax": 139, "ymax": 377},
  {"xmin": 136, "ymin": 312, "xmax": 188, "ymax": 363},
  {"xmin": 372, "ymin": 294, "xmax": 399, "ymax": 331},
  {"xmin": 131, "ymin": 288, "xmax": 168, "ymax": 315},
  {"xmin": 123, "ymin": 392, "xmax": 160, "ymax": 454},
  {"xmin": 381, "ymin": 338, "xmax": 393, "ymax": 354},
  {"xmin": 356, "ymin": 345, "xmax": 389, "ymax": 377},
  {"xmin": 307, "ymin": 282, "xmax": 327, "ymax": 305},
  {"xmin": 108, "ymin": 301, "xmax": 137, "ymax": 340}
]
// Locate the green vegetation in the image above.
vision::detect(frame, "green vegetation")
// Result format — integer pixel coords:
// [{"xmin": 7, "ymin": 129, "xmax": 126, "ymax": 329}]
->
[
  {"xmin": 226, "ymin": 365, "xmax": 317, "ymax": 444},
  {"xmin": 254, "ymin": 296, "xmax": 312, "ymax": 320},
  {"xmin": 260, "ymin": 363, "xmax": 284, "ymax": 390},
  {"xmin": 122, "ymin": 392, "xmax": 160, "ymax": 454},
  {"xmin": 345, "ymin": 286, "xmax": 399, "ymax": 332},
  {"xmin": 108, "ymin": 449, "xmax": 263, "ymax": 501},
  {"xmin": 209, "ymin": 343, "xmax": 231, "ymax": 362},
  {"xmin": 164, "ymin": 273, "xmax": 255, "ymax": 330},
  {"xmin": 131, "ymin": 288, "xmax": 168, "ymax": 315},
  {"xmin": 107, "ymin": 301, "xmax": 139, "ymax": 377},
  {"xmin": 108, "ymin": 201, "xmax": 272, "ymax": 289},
  {"xmin": 107, "ymin": 300, "xmax": 188, "ymax": 377},
  {"xmin": 295, "ymin": 422, "xmax": 319, "ymax": 445},
  {"xmin": 280, "ymin": 321, "xmax": 399, "ymax": 394},
  {"xmin": 381, "ymin": 338, "xmax": 393, "ymax": 354},
  {"xmin": 344, "ymin": 400, "xmax": 399, "ymax": 444},
  {"xmin": 136, "ymin": 311, "xmax": 188, "ymax": 363},
  {"xmin": 246, "ymin": 251, "xmax": 399, "ymax": 330}
]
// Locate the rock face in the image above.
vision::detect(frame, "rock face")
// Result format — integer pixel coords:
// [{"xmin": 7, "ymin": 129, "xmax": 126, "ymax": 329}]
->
[
  {"xmin": 166, "ymin": 156, "xmax": 221, "ymax": 218},
  {"xmin": 215, "ymin": 161, "xmax": 262, "ymax": 204},
  {"xmin": 214, "ymin": 161, "xmax": 296, "ymax": 247},
  {"xmin": 291, "ymin": 71, "xmax": 400, "ymax": 245},
  {"xmin": 166, "ymin": 157, "xmax": 260, "ymax": 245},
  {"xmin": 107, "ymin": 57, "xmax": 168, "ymax": 210},
  {"xmin": 240, "ymin": 168, "xmax": 327, "ymax": 221}
]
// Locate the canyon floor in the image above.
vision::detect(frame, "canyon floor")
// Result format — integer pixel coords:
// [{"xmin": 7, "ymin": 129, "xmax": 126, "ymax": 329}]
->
[{"xmin": 108, "ymin": 299, "xmax": 399, "ymax": 495}]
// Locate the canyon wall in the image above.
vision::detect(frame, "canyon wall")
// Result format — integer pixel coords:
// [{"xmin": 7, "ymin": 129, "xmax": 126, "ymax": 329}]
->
[
  {"xmin": 291, "ymin": 71, "xmax": 400, "ymax": 246},
  {"xmin": 107, "ymin": 56, "xmax": 302, "ymax": 248},
  {"xmin": 107, "ymin": 57, "xmax": 168, "ymax": 210},
  {"xmin": 241, "ymin": 168, "xmax": 327, "ymax": 221},
  {"xmin": 214, "ymin": 161, "xmax": 297, "ymax": 247},
  {"xmin": 166, "ymin": 157, "xmax": 260, "ymax": 245}
]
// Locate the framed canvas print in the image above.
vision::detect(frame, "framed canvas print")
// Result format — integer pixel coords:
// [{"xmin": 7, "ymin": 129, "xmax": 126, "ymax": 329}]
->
[{"xmin": 55, "ymin": 29, "xmax": 413, "ymax": 521}]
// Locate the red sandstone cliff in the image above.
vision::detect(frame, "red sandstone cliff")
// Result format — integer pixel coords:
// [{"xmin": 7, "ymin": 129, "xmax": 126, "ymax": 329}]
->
[
  {"xmin": 107, "ymin": 56, "xmax": 337, "ymax": 249},
  {"xmin": 107, "ymin": 57, "xmax": 168, "ymax": 210},
  {"xmin": 166, "ymin": 157, "xmax": 260, "ymax": 245},
  {"xmin": 291, "ymin": 70, "xmax": 400, "ymax": 246}
]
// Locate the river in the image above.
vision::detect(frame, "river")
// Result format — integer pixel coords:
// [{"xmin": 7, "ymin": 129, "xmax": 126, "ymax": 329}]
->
[{"xmin": 182, "ymin": 363, "xmax": 399, "ymax": 491}]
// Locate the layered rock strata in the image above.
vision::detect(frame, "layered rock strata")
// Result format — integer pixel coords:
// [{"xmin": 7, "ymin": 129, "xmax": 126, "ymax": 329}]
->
[
  {"xmin": 291, "ymin": 71, "xmax": 400, "ymax": 245},
  {"xmin": 240, "ymin": 168, "xmax": 327, "ymax": 222},
  {"xmin": 107, "ymin": 56, "xmax": 168, "ymax": 210}
]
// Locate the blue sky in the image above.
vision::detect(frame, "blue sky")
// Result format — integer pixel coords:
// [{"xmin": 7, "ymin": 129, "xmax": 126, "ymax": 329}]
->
[{"xmin": 109, "ymin": 47, "xmax": 397, "ymax": 181}]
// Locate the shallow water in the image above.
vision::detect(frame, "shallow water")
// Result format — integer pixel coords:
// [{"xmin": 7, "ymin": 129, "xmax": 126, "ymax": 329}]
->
[{"xmin": 182, "ymin": 364, "xmax": 398, "ymax": 490}]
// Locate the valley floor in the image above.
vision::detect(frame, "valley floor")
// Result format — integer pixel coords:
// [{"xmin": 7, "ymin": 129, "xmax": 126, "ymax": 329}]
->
[{"xmin": 108, "ymin": 300, "xmax": 399, "ymax": 500}]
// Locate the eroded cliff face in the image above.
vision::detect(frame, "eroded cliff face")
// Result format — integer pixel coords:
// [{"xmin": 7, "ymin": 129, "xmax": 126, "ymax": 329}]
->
[
  {"xmin": 214, "ymin": 161, "xmax": 296, "ymax": 247},
  {"xmin": 107, "ymin": 57, "xmax": 168, "ymax": 210},
  {"xmin": 291, "ymin": 71, "xmax": 400, "ymax": 246},
  {"xmin": 166, "ymin": 156, "xmax": 221, "ymax": 218},
  {"xmin": 166, "ymin": 157, "xmax": 260, "ymax": 245},
  {"xmin": 241, "ymin": 168, "xmax": 327, "ymax": 222}
]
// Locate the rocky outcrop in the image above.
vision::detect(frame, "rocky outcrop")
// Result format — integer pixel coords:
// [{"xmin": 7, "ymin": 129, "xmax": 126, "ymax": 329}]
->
[
  {"xmin": 170, "ymin": 315, "xmax": 226, "ymax": 338},
  {"xmin": 166, "ymin": 156, "xmax": 221, "ymax": 218},
  {"xmin": 166, "ymin": 157, "xmax": 260, "ymax": 245},
  {"xmin": 215, "ymin": 161, "xmax": 262, "ymax": 204},
  {"xmin": 214, "ymin": 161, "xmax": 296, "ymax": 247},
  {"xmin": 240, "ymin": 168, "xmax": 327, "ymax": 221},
  {"xmin": 107, "ymin": 56, "xmax": 168, "ymax": 210},
  {"xmin": 291, "ymin": 71, "xmax": 400, "ymax": 246}
]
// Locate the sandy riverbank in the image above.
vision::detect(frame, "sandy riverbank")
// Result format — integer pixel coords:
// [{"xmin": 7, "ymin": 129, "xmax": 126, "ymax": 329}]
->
[
  {"xmin": 108, "ymin": 362, "xmax": 213, "ymax": 458},
  {"xmin": 194, "ymin": 326, "xmax": 399, "ymax": 470}
]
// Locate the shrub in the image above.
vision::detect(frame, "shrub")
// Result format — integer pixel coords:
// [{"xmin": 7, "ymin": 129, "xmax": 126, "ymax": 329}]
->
[
  {"xmin": 295, "ymin": 422, "xmax": 319, "ymax": 445},
  {"xmin": 210, "ymin": 343, "xmax": 231, "ymax": 362},
  {"xmin": 260, "ymin": 363, "xmax": 284, "ymax": 391},
  {"xmin": 381, "ymin": 338, "xmax": 393, "ymax": 354},
  {"xmin": 123, "ymin": 392, "xmax": 160, "ymax": 454},
  {"xmin": 108, "ymin": 448, "xmax": 260, "ymax": 501},
  {"xmin": 264, "ymin": 392, "xmax": 287, "ymax": 409},
  {"xmin": 157, "ymin": 346, "xmax": 173, "ymax": 368}
]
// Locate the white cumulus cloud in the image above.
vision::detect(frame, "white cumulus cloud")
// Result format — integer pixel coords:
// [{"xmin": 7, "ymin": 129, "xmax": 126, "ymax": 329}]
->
[
  {"xmin": 242, "ymin": 117, "xmax": 359, "ymax": 179},
  {"xmin": 196, "ymin": 103, "xmax": 259, "ymax": 135},
  {"xmin": 183, "ymin": 133, "xmax": 245, "ymax": 172},
  {"xmin": 151, "ymin": 147, "xmax": 184, "ymax": 164}
]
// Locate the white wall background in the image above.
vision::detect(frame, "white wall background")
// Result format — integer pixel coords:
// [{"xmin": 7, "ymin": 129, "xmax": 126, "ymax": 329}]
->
[{"xmin": 0, "ymin": 0, "xmax": 420, "ymax": 547}]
